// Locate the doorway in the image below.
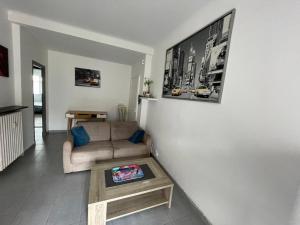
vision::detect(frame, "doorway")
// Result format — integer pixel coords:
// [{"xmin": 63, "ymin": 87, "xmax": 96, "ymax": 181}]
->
[
  {"xmin": 32, "ymin": 61, "xmax": 46, "ymax": 144},
  {"xmin": 128, "ymin": 75, "xmax": 141, "ymax": 121}
]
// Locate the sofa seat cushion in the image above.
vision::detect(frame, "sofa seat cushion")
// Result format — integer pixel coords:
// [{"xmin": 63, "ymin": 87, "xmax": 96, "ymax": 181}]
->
[
  {"xmin": 112, "ymin": 140, "xmax": 148, "ymax": 158},
  {"xmin": 71, "ymin": 141, "xmax": 113, "ymax": 164}
]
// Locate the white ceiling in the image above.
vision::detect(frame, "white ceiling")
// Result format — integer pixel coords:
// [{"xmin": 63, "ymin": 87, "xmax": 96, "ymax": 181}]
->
[
  {"xmin": 0, "ymin": 0, "xmax": 209, "ymax": 46},
  {"xmin": 23, "ymin": 26, "xmax": 145, "ymax": 65}
]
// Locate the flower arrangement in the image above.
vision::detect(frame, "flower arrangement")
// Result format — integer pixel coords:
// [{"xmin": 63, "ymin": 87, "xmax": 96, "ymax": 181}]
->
[{"xmin": 144, "ymin": 78, "xmax": 153, "ymax": 96}]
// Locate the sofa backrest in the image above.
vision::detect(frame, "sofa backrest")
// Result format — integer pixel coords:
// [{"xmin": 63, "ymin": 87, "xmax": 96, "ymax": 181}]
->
[
  {"xmin": 77, "ymin": 122, "xmax": 110, "ymax": 142},
  {"xmin": 111, "ymin": 121, "xmax": 138, "ymax": 141}
]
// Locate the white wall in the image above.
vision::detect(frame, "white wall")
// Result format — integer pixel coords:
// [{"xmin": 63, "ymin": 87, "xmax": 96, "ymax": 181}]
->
[
  {"xmin": 0, "ymin": 5, "xmax": 14, "ymax": 106},
  {"xmin": 20, "ymin": 27, "xmax": 47, "ymax": 150},
  {"xmin": 48, "ymin": 50, "xmax": 132, "ymax": 130},
  {"xmin": 146, "ymin": 1, "xmax": 300, "ymax": 225}
]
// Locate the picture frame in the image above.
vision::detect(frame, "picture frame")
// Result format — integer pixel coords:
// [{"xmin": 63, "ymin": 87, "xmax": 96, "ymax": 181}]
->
[
  {"xmin": 75, "ymin": 67, "xmax": 101, "ymax": 88},
  {"xmin": 162, "ymin": 9, "xmax": 235, "ymax": 103},
  {"xmin": 0, "ymin": 45, "xmax": 9, "ymax": 77}
]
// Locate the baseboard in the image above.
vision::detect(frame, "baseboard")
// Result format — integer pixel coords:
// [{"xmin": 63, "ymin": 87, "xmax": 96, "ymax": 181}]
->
[
  {"xmin": 152, "ymin": 155, "xmax": 212, "ymax": 225},
  {"xmin": 24, "ymin": 143, "xmax": 35, "ymax": 152}
]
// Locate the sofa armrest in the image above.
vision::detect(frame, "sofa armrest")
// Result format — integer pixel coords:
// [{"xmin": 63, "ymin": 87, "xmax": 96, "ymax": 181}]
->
[
  {"xmin": 63, "ymin": 135, "xmax": 74, "ymax": 173},
  {"xmin": 143, "ymin": 133, "xmax": 153, "ymax": 155}
]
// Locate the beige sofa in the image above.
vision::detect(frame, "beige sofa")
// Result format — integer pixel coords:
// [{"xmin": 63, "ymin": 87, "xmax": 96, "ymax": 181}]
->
[{"xmin": 63, "ymin": 121, "xmax": 152, "ymax": 173}]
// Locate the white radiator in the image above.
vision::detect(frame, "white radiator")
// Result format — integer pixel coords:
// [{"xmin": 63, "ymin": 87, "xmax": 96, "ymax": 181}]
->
[{"xmin": 0, "ymin": 111, "xmax": 24, "ymax": 171}]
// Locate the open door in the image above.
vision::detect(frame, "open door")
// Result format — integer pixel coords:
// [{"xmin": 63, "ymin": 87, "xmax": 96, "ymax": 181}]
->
[{"xmin": 32, "ymin": 61, "xmax": 46, "ymax": 144}]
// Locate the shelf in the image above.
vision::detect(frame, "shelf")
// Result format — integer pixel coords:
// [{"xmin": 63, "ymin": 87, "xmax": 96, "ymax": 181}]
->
[
  {"xmin": 140, "ymin": 97, "xmax": 159, "ymax": 101},
  {"xmin": 106, "ymin": 190, "xmax": 168, "ymax": 221}
]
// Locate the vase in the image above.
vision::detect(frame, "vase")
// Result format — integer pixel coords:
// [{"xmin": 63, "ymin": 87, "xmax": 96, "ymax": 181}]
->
[{"xmin": 147, "ymin": 85, "xmax": 150, "ymax": 94}]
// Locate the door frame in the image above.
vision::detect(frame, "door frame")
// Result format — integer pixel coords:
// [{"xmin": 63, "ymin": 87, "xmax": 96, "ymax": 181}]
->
[
  {"xmin": 135, "ymin": 75, "xmax": 141, "ymax": 122},
  {"xmin": 32, "ymin": 60, "xmax": 47, "ymax": 138},
  {"xmin": 128, "ymin": 75, "xmax": 141, "ymax": 121}
]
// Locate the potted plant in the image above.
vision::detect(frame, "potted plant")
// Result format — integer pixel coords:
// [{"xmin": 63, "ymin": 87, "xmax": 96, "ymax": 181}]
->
[{"xmin": 144, "ymin": 78, "xmax": 153, "ymax": 97}]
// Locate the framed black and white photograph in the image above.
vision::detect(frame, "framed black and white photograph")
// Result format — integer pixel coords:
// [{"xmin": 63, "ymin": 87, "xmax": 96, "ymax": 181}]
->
[
  {"xmin": 75, "ymin": 67, "xmax": 101, "ymax": 88},
  {"xmin": 0, "ymin": 45, "xmax": 9, "ymax": 77},
  {"xmin": 162, "ymin": 9, "xmax": 235, "ymax": 103}
]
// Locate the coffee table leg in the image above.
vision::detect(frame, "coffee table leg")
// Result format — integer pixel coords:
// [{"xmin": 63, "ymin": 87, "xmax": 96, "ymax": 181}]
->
[
  {"xmin": 164, "ymin": 186, "xmax": 174, "ymax": 208},
  {"xmin": 88, "ymin": 202, "xmax": 107, "ymax": 225}
]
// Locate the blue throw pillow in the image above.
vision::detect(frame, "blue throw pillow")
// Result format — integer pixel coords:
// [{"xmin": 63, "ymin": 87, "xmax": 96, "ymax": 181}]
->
[
  {"xmin": 71, "ymin": 126, "xmax": 90, "ymax": 147},
  {"xmin": 128, "ymin": 130, "xmax": 145, "ymax": 144}
]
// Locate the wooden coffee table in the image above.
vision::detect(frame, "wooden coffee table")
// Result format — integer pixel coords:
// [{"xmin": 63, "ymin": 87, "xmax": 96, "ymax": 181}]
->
[{"xmin": 88, "ymin": 157, "xmax": 174, "ymax": 225}]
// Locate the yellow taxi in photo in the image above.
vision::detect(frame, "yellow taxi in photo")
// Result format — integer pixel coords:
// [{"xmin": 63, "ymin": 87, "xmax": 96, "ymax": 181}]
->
[
  {"xmin": 194, "ymin": 85, "xmax": 211, "ymax": 98},
  {"xmin": 171, "ymin": 87, "xmax": 182, "ymax": 96}
]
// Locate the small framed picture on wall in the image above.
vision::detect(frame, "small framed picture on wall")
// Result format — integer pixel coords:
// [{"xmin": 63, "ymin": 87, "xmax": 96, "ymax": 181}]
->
[
  {"xmin": 75, "ymin": 67, "xmax": 101, "ymax": 88},
  {"xmin": 0, "ymin": 45, "xmax": 9, "ymax": 77}
]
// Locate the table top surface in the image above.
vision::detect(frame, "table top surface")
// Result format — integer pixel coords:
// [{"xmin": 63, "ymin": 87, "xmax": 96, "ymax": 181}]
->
[
  {"xmin": 88, "ymin": 157, "xmax": 173, "ymax": 204},
  {"xmin": 66, "ymin": 110, "xmax": 107, "ymax": 114}
]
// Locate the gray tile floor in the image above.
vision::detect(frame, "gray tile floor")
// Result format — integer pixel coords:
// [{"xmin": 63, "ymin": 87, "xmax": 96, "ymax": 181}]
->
[
  {"xmin": 34, "ymin": 114, "xmax": 42, "ymax": 128},
  {"xmin": 0, "ymin": 133, "xmax": 207, "ymax": 225},
  {"xmin": 35, "ymin": 114, "xmax": 44, "ymax": 146}
]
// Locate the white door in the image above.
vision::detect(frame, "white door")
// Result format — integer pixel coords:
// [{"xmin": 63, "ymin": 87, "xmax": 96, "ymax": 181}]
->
[{"xmin": 128, "ymin": 76, "xmax": 140, "ymax": 121}]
